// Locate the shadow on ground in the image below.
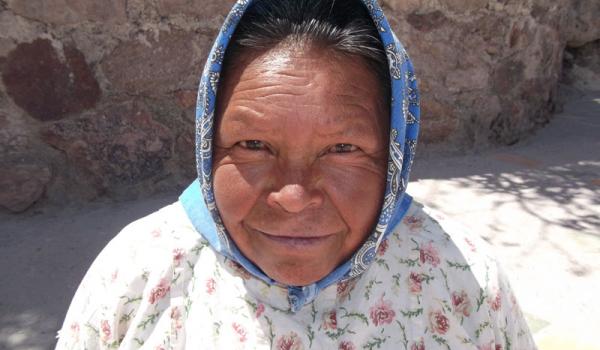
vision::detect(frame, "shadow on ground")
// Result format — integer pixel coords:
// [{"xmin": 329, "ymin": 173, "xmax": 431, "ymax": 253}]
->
[
  {"xmin": 412, "ymin": 90, "xmax": 600, "ymax": 240},
  {"xmin": 0, "ymin": 196, "xmax": 176, "ymax": 350}
]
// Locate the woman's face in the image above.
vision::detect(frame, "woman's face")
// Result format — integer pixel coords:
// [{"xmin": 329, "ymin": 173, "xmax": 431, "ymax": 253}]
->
[{"xmin": 213, "ymin": 46, "xmax": 389, "ymax": 286}]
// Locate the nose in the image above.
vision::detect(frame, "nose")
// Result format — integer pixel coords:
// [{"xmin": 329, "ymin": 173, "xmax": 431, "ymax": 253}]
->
[{"xmin": 267, "ymin": 183, "xmax": 324, "ymax": 213}]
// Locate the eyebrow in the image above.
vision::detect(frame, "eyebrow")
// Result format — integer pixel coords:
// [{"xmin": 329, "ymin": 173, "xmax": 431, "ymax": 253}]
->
[
  {"xmin": 313, "ymin": 119, "xmax": 380, "ymax": 139},
  {"xmin": 252, "ymin": 121, "xmax": 377, "ymax": 142},
  {"xmin": 221, "ymin": 108, "xmax": 276, "ymax": 133}
]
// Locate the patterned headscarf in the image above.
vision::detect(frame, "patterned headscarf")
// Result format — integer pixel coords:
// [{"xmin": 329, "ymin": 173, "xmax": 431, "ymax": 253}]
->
[{"xmin": 180, "ymin": 0, "xmax": 420, "ymax": 311}]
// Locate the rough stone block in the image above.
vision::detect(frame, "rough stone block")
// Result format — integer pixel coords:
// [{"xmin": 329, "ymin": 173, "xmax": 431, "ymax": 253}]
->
[
  {"xmin": 40, "ymin": 102, "xmax": 174, "ymax": 194},
  {"xmin": 566, "ymin": 0, "xmax": 600, "ymax": 46},
  {"xmin": 2, "ymin": 39, "xmax": 100, "ymax": 122},
  {"xmin": 564, "ymin": 39, "xmax": 600, "ymax": 91},
  {"xmin": 0, "ymin": 113, "xmax": 30, "ymax": 155},
  {"xmin": 156, "ymin": 0, "xmax": 236, "ymax": 18},
  {"xmin": 0, "ymin": 163, "xmax": 52, "ymax": 212},
  {"xmin": 445, "ymin": 67, "xmax": 490, "ymax": 92},
  {"xmin": 175, "ymin": 130, "xmax": 196, "ymax": 179},
  {"xmin": 406, "ymin": 11, "xmax": 450, "ymax": 32},
  {"xmin": 491, "ymin": 58, "xmax": 526, "ymax": 95},
  {"xmin": 419, "ymin": 98, "xmax": 458, "ymax": 144},
  {"xmin": 6, "ymin": 0, "xmax": 127, "ymax": 25},
  {"xmin": 175, "ymin": 90, "xmax": 198, "ymax": 109},
  {"xmin": 101, "ymin": 31, "xmax": 210, "ymax": 96}
]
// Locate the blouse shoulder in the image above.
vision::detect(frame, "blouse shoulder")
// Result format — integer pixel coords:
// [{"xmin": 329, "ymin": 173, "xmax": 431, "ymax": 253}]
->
[
  {"xmin": 56, "ymin": 202, "xmax": 206, "ymax": 349},
  {"xmin": 397, "ymin": 200, "xmax": 501, "ymax": 274},
  {"xmin": 384, "ymin": 200, "xmax": 537, "ymax": 349}
]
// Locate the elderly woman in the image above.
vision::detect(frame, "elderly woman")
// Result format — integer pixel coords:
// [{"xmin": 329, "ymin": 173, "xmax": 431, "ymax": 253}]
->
[{"xmin": 57, "ymin": 0, "xmax": 536, "ymax": 349}]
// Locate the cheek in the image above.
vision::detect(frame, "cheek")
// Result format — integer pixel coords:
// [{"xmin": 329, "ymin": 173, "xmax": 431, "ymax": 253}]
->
[
  {"xmin": 320, "ymin": 164, "xmax": 386, "ymax": 231},
  {"xmin": 213, "ymin": 164, "xmax": 266, "ymax": 223}
]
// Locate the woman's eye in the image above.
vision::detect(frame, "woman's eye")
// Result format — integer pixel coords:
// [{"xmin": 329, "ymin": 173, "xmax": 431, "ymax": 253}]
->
[
  {"xmin": 238, "ymin": 140, "xmax": 266, "ymax": 151},
  {"xmin": 330, "ymin": 143, "xmax": 358, "ymax": 153}
]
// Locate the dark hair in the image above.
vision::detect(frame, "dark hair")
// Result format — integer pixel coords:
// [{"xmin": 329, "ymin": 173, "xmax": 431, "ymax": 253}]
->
[{"xmin": 223, "ymin": 0, "xmax": 390, "ymax": 101}]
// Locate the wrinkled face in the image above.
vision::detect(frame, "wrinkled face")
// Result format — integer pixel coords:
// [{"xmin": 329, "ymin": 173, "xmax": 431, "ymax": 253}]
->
[{"xmin": 213, "ymin": 46, "xmax": 389, "ymax": 286}]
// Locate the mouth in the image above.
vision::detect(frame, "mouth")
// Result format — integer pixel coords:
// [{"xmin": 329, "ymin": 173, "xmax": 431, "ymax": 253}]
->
[{"xmin": 244, "ymin": 224, "xmax": 335, "ymax": 248}]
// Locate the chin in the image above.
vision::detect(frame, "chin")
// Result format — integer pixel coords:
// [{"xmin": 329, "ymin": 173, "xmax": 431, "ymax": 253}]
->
[{"xmin": 266, "ymin": 264, "xmax": 331, "ymax": 287}]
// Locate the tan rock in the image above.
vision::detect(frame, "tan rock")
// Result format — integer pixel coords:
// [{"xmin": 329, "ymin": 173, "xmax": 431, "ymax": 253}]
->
[
  {"xmin": 175, "ymin": 130, "xmax": 196, "ymax": 179},
  {"xmin": 565, "ymin": 0, "xmax": 600, "ymax": 46},
  {"xmin": 101, "ymin": 31, "xmax": 211, "ymax": 96},
  {"xmin": 175, "ymin": 90, "xmax": 198, "ymax": 109},
  {"xmin": 40, "ymin": 102, "xmax": 174, "ymax": 195},
  {"xmin": 385, "ymin": 0, "xmax": 600, "ymax": 147},
  {"xmin": 156, "ymin": 0, "xmax": 236, "ymax": 19},
  {"xmin": 0, "ymin": 164, "xmax": 52, "ymax": 212},
  {"xmin": 0, "ymin": 113, "xmax": 30, "ymax": 155},
  {"xmin": 6, "ymin": 0, "xmax": 128, "ymax": 25}
]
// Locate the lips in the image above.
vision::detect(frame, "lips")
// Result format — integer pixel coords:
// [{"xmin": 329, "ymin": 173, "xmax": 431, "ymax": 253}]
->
[
  {"xmin": 244, "ymin": 223, "xmax": 335, "ymax": 248},
  {"xmin": 260, "ymin": 232, "xmax": 332, "ymax": 246}
]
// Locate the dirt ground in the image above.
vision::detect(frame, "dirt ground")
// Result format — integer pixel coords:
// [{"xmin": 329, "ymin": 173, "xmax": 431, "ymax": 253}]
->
[
  {"xmin": 409, "ymin": 88, "xmax": 600, "ymax": 349},
  {"xmin": 1, "ymin": 88, "xmax": 598, "ymax": 350}
]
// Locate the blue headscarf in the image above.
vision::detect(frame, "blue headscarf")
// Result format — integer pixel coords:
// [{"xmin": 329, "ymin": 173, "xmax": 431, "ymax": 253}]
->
[{"xmin": 180, "ymin": 0, "xmax": 420, "ymax": 312}]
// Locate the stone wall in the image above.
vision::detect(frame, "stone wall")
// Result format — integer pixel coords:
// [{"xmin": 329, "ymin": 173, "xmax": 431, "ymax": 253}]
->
[{"xmin": 0, "ymin": 0, "xmax": 598, "ymax": 212}]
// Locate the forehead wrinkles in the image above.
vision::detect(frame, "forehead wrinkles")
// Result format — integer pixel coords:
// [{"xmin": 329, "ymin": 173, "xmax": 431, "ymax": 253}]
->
[
  {"xmin": 235, "ymin": 54, "xmax": 375, "ymax": 102},
  {"xmin": 217, "ymin": 46, "xmax": 388, "ymax": 130}
]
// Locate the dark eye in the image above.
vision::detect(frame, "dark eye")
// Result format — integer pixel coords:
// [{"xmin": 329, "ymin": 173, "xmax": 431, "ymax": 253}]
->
[
  {"xmin": 238, "ymin": 140, "xmax": 266, "ymax": 151},
  {"xmin": 329, "ymin": 143, "xmax": 358, "ymax": 153}
]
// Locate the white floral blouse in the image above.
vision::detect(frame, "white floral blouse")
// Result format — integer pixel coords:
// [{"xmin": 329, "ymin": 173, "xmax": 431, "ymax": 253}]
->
[{"xmin": 56, "ymin": 201, "xmax": 536, "ymax": 349}]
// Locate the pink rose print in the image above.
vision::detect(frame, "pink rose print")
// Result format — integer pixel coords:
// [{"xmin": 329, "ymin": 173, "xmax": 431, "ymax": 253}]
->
[
  {"xmin": 232, "ymin": 322, "xmax": 248, "ymax": 343},
  {"xmin": 408, "ymin": 272, "xmax": 423, "ymax": 294},
  {"xmin": 100, "ymin": 320, "xmax": 111, "ymax": 342},
  {"xmin": 451, "ymin": 291, "xmax": 472, "ymax": 317},
  {"xmin": 110, "ymin": 269, "xmax": 119, "ymax": 283},
  {"xmin": 510, "ymin": 291, "xmax": 517, "ymax": 307},
  {"xmin": 429, "ymin": 310, "xmax": 450, "ymax": 335},
  {"xmin": 465, "ymin": 238, "xmax": 477, "ymax": 252},
  {"xmin": 322, "ymin": 310, "xmax": 337, "ymax": 330},
  {"xmin": 171, "ymin": 307, "xmax": 182, "ymax": 330},
  {"xmin": 377, "ymin": 239, "xmax": 389, "ymax": 257},
  {"xmin": 155, "ymin": 346, "xmax": 165, "ymax": 350},
  {"xmin": 489, "ymin": 290, "xmax": 502, "ymax": 311},
  {"xmin": 369, "ymin": 296, "xmax": 396, "ymax": 326},
  {"xmin": 149, "ymin": 278, "xmax": 171, "ymax": 304},
  {"xmin": 477, "ymin": 342, "xmax": 501, "ymax": 350},
  {"xmin": 339, "ymin": 341, "xmax": 356, "ymax": 350},
  {"xmin": 403, "ymin": 215, "xmax": 424, "ymax": 231},
  {"xmin": 276, "ymin": 332, "xmax": 304, "ymax": 350},
  {"xmin": 69, "ymin": 322, "xmax": 80, "ymax": 342},
  {"xmin": 255, "ymin": 303, "xmax": 265, "ymax": 318},
  {"xmin": 172, "ymin": 248, "xmax": 185, "ymax": 266},
  {"xmin": 419, "ymin": 242, "xmax": 441, "ymax": 267},
  {"xmin": 150, "ymin": 228, "xmax": 161, "ymax": 238},
  {"xmin": 206, "ymin": 278, "xmax": 216, "ymax": 295},
  {"xmin": 410, "ymin": 338, "xmax": 425, "ymax": 350}
]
